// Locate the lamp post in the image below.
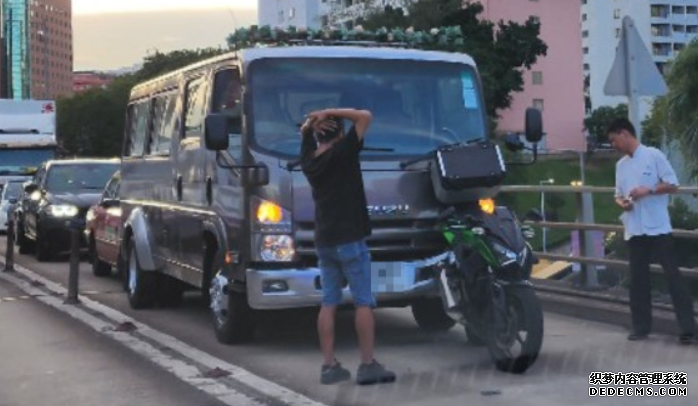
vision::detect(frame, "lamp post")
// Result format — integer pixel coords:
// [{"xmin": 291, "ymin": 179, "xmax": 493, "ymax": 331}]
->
[{"xmin": 539, "ymin": 178, "xmax": 555, "ymax": 253}]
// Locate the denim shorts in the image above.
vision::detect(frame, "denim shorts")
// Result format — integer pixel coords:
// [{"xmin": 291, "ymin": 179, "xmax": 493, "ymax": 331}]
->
[{"xmin": 316, "ymin": 239, "xmax": 376, "ymax": 307}]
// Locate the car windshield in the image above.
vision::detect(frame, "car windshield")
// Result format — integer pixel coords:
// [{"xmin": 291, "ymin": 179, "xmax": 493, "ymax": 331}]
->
[
  {"xmin": 45, "ymin": 163, "xmax": 119, "ymax": 193},
  {"xmin": 247, "ymin": 57, "xmax": 487, "ymax": 158},
  {"xmin": 0, "ymin": 148, "xmax": 54, "ymax": 176},
  {"xmin": 2, "ymin": 182, "xmax": 23, "ymax": 200}
]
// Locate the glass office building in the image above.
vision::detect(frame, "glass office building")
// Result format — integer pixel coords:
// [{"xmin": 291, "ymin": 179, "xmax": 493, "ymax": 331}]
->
[{"xmin": 1, "ymin": 0, "xmax": 72, "ymax": 99}]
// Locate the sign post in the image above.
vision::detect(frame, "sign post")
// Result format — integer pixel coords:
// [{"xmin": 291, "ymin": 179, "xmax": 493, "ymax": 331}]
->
[{"xmin": 603, "ymin": 16, "xmax": 668, "ymax": 142}]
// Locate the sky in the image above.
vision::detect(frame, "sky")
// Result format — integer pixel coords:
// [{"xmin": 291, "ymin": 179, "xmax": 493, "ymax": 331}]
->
[{"xmin": 72, "ymin": 1, "xmax": 257, "ymax": 71}]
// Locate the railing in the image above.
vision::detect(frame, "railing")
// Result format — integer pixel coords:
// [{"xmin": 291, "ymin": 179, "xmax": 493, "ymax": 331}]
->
[{"xmin": 500, "ymin": 185, "xmax": 698, "ymax": 286}]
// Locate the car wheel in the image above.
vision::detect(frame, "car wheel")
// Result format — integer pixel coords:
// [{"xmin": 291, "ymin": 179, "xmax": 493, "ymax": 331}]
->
[
  {"xmin": 90, "ymin": 236, "xmax": 111, "ymax": 277},
  {"xmin": 16, "ymin": 219, "xmax": 33, "ymax": 255},
  {"xmin": 35, "ymin": 230, "xmax": 53, "ymax": 262},
  {"xmin": 126, "ymin": 239, "xmax": 155, "ymax": 309}
]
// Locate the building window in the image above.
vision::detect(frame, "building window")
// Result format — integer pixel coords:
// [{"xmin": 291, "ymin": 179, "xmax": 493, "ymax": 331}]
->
[
  {"xmin": 583, "ymin": 63, "xmax": 590, "ymax": 71},
  {"xmin": 532, "ymin": 71, "xmax": 543, "ymax": 85},
  {"xmin": 289, "ymin": 8, "xmax": 295, "ymax": 19},
  {"xmin": 615, "ymin": 28, "xmax": 621, "ymax": 38},
  {"xmin": 582, "ymin": 30, "xmax": 589, "ymax": 38},
  {"xmin": 613, "ymin": 9, "xmax": 621, "ymax": 19},
  {"xmin": 583, "ymin": 47, "xmax": 589, "ymax": 54},
  {"xmin": 582, "ymin": 13, "xmax": 587, "ymax": 21},
  {"xmin": 278, "ymin": 10, "xmax": 284, "ymax": 24},
  {"xmin": 532, "ymin": 99, "xmax": 544, "ymax": 112}
]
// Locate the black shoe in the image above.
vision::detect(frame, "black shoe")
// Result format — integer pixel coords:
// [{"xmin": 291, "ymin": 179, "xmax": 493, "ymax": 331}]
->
[
  {"xmin": 321, "ymin": 361, "xmax": 351, "ymax": 385},
  {"xmin": 627, "ymin": 332, "xmax": 649, "ymax": 341},
  {"xmin": 356, "ymin": 360, "xmax": 396, "ymax": 385},
  {"xmin": 679, "ymin": 334, "xmax": 696, "ymax": 345}
]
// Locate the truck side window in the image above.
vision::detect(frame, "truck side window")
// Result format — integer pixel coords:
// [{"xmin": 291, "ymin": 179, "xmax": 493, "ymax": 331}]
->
[
  {"xmin": 149, "ymin": 91, "xmax": 177, "ymax": 155},
  {"xmin": 212, "ymin": 68, "xmax": 243, "ymax": 161},
  {"xmin": 184, "ymin": 77, "xmax": 206, "ymax": 139},
  {"xmin": 126, "ymin": 101, "xmax": 149, "ymax": 157}
]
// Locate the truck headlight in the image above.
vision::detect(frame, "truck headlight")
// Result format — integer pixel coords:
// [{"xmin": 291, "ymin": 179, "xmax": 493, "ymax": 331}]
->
[
  {"xmin": 46, "ymin": 204, "xmax": 79, "ymax": 217},
  {"xmin": 259, "ymin": 235, "xmax": 295, "ymax": 262}
]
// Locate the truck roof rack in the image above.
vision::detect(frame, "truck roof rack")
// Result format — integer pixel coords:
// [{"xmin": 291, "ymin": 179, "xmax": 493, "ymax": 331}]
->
[{"xmin": 287, "ymin": 39, "xmax": 410, "ymax": 48}]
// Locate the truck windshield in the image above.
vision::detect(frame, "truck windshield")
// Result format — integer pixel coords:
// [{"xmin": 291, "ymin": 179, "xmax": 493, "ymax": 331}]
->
[
  {"xmin": 0, "ymin": 148, "xmax": 54, "ymax": 176},
  {"xmin": 248, "ymin": 57, "xmax": 487, "ymax": 158}
]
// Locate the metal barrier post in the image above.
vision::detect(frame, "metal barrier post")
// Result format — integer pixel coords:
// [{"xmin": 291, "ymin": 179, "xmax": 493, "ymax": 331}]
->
[
  {"xmin": 2, "ymin": 205, "xmax": 16, "ymax": 273},
  {"xmin": 64, "ymin": 219, "xmax": 84, "ymax": 304},
  {"xmin": 575, "ymin": 190, "xmax": 599, "ymax": 289}
]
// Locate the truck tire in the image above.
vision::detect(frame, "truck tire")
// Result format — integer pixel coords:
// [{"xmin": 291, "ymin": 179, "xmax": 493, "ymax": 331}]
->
[
  {"xmin": 208, "ymin": 250, "xmax": 255, "ymax": 344},
  {"xmin": 126, "ymin": 240, "xmax": 156, "ymax": 309}
]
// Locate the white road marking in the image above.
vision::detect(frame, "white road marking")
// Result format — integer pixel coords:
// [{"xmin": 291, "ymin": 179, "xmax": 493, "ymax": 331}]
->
[{"xmin": 0, "ymin": 263, "xmax": 328, "ymax": 406}]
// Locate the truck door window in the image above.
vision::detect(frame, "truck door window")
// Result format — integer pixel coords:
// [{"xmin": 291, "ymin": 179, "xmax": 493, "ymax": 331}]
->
[
  {"xmin": 184, "ymin": 77, "xmax": 206, "ymax": 139},
  {"xmin": 212, "ymin": 68, "xmax": 243, "ymax": 161}
]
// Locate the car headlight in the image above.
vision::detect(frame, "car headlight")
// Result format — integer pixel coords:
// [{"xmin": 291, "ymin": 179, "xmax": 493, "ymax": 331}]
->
[
  {"xmin": 46, "ymin": 204, "xmax": 79, "ymax": 217},
  {"xmin": 258, "ymin": 235, "xmax": 295, "ymax": 262}
]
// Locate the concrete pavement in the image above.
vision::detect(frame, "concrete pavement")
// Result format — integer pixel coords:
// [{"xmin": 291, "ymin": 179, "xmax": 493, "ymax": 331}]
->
[{"xmin": 0, "ymin": 274, "xmax": 226, "ymax": 406}]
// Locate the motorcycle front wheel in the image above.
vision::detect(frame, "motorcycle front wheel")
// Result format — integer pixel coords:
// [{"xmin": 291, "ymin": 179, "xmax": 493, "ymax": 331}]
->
[{"xmin": 486, "ymin": 285, "xmax": 543, "ymax": 374}]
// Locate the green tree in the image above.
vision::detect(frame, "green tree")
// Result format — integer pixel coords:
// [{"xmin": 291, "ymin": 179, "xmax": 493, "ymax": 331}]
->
[
  {"xmin": 355, "ymin": 0, "xmax": 548, "ymax": 119},
  {"xmin": 583, "ymin": 104, "xmax": 628, "ymax": 149},
  {"xmin": 662, "ymin": 38, "xmax": 698, "ymax": 178},
  {"xmin": 57, "ymin": 48, "xmax": 224, "ymax": 157}
]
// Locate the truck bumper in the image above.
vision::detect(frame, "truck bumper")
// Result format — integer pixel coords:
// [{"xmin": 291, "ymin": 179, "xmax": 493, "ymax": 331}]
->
[{"xmin": 246, "ymin": 252, "xmax": 449, "ymax": 310}]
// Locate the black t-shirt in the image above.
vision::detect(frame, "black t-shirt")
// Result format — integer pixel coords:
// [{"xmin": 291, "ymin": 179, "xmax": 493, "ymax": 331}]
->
[{"xmin": 300, "ymin": 126, "xmax": 371, "ymax": 247}]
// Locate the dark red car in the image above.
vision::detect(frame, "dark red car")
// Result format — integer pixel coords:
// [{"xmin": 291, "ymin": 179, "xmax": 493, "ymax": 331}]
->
[{"xmin": 85, "ymin": 170, "xmax": 121, "ymax": 277}]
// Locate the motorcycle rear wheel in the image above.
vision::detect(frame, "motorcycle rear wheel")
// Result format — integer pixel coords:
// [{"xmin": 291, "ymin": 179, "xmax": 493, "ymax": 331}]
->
[{"xmin": 486, "ymin": 285, "xmax": 543, "ymax": 374}]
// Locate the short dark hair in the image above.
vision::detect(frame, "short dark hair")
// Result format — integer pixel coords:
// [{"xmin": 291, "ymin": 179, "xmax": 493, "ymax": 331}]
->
[
  {"xmin": 314, "ymin": 116, "xmax": 344, "ymax": 143},
  {"xmin": 606, "ymin": 118, "xmax": 636, "ymax": 138}
]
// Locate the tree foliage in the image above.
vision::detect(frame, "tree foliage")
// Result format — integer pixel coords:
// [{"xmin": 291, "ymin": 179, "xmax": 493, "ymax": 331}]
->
[
  {"xmin": 56, "ymin": 48, "xmax": 224, "ymax": 157},
  {"xmin": 644, "ymin": 38, "xmax": 698, "ymax": 178},
  {"xmin": 584, "ymin": 104, "xmax": 627, "ymax": 149},
  {"xmin": 357, "ymin": 0, "xmax": 548, "ymax": 118}
]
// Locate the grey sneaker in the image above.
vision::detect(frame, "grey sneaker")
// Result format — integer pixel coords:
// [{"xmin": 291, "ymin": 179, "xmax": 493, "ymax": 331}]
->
[
  {"xmin": 321, "ymin": 361, "xmax": 351, "ymax": 384},
  {"xmin": 356, "ymin": 360, "xmax": 396, "ymax": 385}
]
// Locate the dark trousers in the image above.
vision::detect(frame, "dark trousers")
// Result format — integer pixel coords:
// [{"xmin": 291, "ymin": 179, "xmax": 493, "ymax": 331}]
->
[{"xmin": 627, "ymin": 234, "xmax": 696, "ymax": 335}]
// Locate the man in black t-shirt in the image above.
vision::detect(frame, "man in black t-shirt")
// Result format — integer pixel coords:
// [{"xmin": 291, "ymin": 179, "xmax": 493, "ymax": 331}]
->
[{"xmin": 301, "ymin": 108, "xmax": 396, "ymax": 386}]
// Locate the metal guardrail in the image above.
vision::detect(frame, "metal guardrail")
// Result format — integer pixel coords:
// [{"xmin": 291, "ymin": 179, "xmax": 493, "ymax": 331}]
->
[{"xmin": 500, "ymin": 185, "xmax": 698, "ymax": 284}]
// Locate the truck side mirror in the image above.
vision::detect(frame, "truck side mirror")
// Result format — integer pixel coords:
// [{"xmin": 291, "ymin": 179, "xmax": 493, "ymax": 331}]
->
[
  {"xmin": 525, "ymin": 108, "xmax": 543, "ymax": 143},
  {"xmin": 205, "ymin": 113, "xmax": 230, "ymax": 151}
]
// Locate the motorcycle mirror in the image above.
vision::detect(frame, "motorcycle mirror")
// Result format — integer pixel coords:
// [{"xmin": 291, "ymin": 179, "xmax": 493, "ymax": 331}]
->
[
  {"xmin": 525, "ymin": 208, "xmax": 544, "ymax": 222},
  {"xmin": 504, "ymin": 133, "xmax": 525, "ymax": 152}
]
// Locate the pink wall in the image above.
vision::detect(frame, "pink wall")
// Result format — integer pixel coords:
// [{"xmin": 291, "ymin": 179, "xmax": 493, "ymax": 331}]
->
[{"xmin": 477, "ymin": 0, "xmax": 586, "ymax": 151}]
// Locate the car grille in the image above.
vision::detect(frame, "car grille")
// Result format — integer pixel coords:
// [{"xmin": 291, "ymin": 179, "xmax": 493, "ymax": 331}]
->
[{"xmin": 295, "ymin": 219, "xmax": 447, "ymax": 264}]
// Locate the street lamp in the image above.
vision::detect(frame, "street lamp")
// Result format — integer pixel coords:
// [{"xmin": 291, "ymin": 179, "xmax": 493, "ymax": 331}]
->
[{"xmin": 539, "ymin": 178, "xmax": 555, "ymax": 253}]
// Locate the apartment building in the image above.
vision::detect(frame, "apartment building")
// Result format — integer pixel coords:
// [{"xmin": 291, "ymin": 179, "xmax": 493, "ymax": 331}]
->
[
  {"xmin": 583, "ymin": 0, "xmax": 698, "ymax": 111},
  {"xmin": 1, "ymin": 0, "xmax": 73, "ymax": 99}
]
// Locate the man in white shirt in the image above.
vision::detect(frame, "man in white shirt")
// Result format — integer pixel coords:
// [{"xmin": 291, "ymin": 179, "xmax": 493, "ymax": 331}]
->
[{"xmin": 608, "ymin": 118, "xmax": 696, "ymax": 345}]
